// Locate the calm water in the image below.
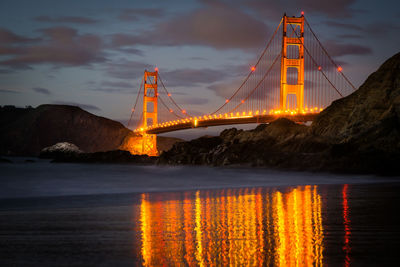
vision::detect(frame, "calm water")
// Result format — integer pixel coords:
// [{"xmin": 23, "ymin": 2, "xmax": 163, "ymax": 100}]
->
[{"xmin": 0, "ymin": 161, "xmax": 400, "ymax": 266}]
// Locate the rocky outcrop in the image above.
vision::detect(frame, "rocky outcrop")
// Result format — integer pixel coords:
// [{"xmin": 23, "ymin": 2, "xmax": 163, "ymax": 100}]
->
[
  {"xmin": 0, "ymin": 105, "xmax": 182, "ymax": 156},
  {"xmin": 159, "ymin": 52, "xmax": 400, "ymax": 174}
]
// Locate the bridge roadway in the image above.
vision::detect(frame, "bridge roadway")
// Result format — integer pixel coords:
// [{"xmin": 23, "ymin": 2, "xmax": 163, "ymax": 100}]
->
[{"xmin": 144, "ymin": 113, "xmax": 318, "ymax": 134}]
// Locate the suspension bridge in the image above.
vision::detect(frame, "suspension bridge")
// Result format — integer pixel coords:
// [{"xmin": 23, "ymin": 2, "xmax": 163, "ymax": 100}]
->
[{"xmin": 127, "ymin": 13, "xmax": 356, "ymax": 156}]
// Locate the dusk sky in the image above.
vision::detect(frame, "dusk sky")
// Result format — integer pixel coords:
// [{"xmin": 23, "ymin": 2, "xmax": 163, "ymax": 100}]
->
[{"xmin": 1, "ymin": 0, "xmax": 399, "ymax": 138}]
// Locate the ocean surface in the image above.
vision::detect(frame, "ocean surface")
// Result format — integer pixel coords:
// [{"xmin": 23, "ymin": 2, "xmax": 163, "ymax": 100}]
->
[{"xmin": 1, "ymin": 159, "xmax": 400, "ymax": 266}]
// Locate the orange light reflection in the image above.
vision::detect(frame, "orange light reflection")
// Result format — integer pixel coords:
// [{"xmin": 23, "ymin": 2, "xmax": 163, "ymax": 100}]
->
[{"xmin": 140, "ymin": 186, "xmax": 324, "ymax": 266}]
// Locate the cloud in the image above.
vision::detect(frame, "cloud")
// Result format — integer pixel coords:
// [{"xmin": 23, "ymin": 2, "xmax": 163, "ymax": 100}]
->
[
  {"xmin": 325, "ymin": 20, "xmax": 400, "ymax": 37},
  {"xmin": 118, "ymin": 8, "xmax": 164, "ymax": 22},
  {"xmin": 52, "ymin": 101, "xmax": 101, "ymax": 111},
  {"xmin": 34, "ymin": 16, "xmax": 99, "ymax": 24},
  {"xmin": 32, "ymin": 87, "xmax": 51, "ymax": 95},
  {"xmin": 0, "ymin": 28, "xmax": 39, "ymax": 44},
  {"xmin": 207, "ymin": 78, "xmax": 243, "ymax": 98},
  {"xmin": 105, "ymin": 59, "xmax": 152, "ymax": 79},
  {"xmin": 178, "ymin": 97, "xmax": 209, "ymax": 105},
  {"xmin": 296, "ymin": 0, "xmax": 358, "ymax": 17},
  {"xmin": 111, "ymin": 1, "xmax": 270, "ymax": 50},
  {"xmin": 0, "ymin": 27, "xmax": 105, "ymax": 69},
  {"xmin": 160, "ymin": 68, "xmax": 230, "ymax": 87},
  {"xmin": 0, "ymin": 88, "xmax": 20, "ymax": 94},
  {"xmin": 115, "ymin": 47, "xmax": 143, "ymax": 56},
  {"xmin": 322, "ymin": 40, "xmax": 372, "ymax": 57},
  {"xmin": 101, "ymin": 81, "xmax": 133, "ymax": 88},
  {"xmin": 323, "ymin": 21, "xmax": 363, "ymax": 31},
  {"xmin": 336, "ymin": 34, "xmax": 363, "ymax": 39},
  {"xmin": 91, "ymin": 88, "xmax": 134, "ymax": 94},
  {"xmin": 236, "ymin": 0, "xmax": 357, "ymax": 19}
]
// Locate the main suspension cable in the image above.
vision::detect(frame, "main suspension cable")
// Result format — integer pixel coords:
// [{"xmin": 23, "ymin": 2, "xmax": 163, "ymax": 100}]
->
[
  {"xmin": 305, "ymin": 18, "xmax": 357, "ymax": 91},
  {"xmin": 157, "ymin": 73, "xmax": 190, "ymax": 117},
  {"xmin": 127, "ymin": 76, "xmax": 144, "ymax": 129},
  {"xmin": 211, "ymin": 18, "xmax": 284, "ymax": 115},
  {"xmin": 229, "ymin": 53, "xmax": 281, "ymax": 113}
]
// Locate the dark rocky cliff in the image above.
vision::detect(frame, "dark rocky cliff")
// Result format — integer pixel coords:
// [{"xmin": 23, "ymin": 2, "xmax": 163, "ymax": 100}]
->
[
  {"xmin": 159, "ymin": 52, "xmax": 400, "ymax": 174},
  {"xmin": 0, "ymin": 104, "xmax": 181, "ymax": 156}
]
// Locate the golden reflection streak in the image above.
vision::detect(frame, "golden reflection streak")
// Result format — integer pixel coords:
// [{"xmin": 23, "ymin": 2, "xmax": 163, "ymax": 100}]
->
[
  {"xmin": 255, "ymin": 187, "xmax": 264, "ymax": 267},
  {"xmin": 274, "ymin": 191, "xmax": 287, "ymax": 266},
  {"xmin": 314, "ymin": 186, "xmax": 324, "ymax": 266},
  {"xmin": 140, "ymin": 193, "xmax": 150, "ymax": 266},
  {"xmin": 195, "ymin": 190, "xmax": 204, "ymax": 267},
  {"xmin": 183, "ymin": 192, "xmax": 196, "ymax": 266},
  {"xmin": 139, "ymin": 186, "xmax": 324, "ymax": 266},
  {"xmin": 272, "ymin": 186, "xmax": 324, "ymax": 266}
]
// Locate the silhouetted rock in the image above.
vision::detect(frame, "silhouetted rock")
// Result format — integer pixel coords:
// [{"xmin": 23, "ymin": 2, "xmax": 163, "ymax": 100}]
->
[
  {"xmin": 0, "ymin": 105, "xmax": 182, "ymax": 156},
  {"xmin": 159, "ymin": 52, "xmax": 400, "ymax": 175}
]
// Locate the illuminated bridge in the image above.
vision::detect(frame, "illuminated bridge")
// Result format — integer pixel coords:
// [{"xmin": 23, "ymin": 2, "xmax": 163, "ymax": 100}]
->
[{"xmin": 127, "ymin": 13, "xmax": 356, "ymax": 156}]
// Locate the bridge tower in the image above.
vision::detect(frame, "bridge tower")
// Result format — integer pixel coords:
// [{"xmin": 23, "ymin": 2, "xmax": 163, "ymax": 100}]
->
[
  {"xmin": 141, "ymin": 70, "xmax": 158, "ymax": 156},
  {"xmin": 280, "ymin": 14, "xmax": 305, "ymax": 111}
]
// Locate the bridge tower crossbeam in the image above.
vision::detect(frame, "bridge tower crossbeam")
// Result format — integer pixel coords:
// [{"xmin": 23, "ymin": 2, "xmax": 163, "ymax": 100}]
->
[{"xmin": 280, "ymin": 14, "xmax": 305, "ymax": 111}]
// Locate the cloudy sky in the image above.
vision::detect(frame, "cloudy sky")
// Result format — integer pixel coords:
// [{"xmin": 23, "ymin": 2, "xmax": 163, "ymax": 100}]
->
[{"xmin": 1, "ymin": 0, "xmax": 399, "ymax": 138}]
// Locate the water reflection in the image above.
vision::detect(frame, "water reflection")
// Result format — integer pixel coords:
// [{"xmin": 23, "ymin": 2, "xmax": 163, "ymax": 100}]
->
[
  {"xmin": 140, "ymin": 186, "xmax": 324, "ymax": 266},
  {"xmin": 342, "ymin": 184, "xmax": 351, "ymax": 267}
]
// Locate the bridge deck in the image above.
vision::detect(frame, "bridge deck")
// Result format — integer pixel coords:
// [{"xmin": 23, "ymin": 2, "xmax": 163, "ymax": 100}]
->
[{"xmin": 144, "ymin": 114, "xmax": 318, "ymax": 134}]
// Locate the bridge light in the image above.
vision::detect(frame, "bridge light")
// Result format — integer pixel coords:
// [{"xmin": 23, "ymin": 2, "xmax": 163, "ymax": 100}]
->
[
  {"xmin": 182, "ymin": 109, "xmax": 186, "ymax": 114},
  {"xmin": 256, "ymin": 110, "xmax": 259, "ymax": 115},
  {"xmin": 156, "ymin": 93, "xmax": 159, "ymax": 96},
  {"xmin": 337, "ymin": 66, "xmax": 342, "ymax": 72},
  {"xmin": 249, "ymin": 111, "xmax": 252, "ymax": 116},
  {"xmin": 251, "ymin": 66, "xmax": 256, "ymax": 72},
  {"xmin": 263, "ymin": 110, "xmax": 266, "ymax": 114},
  {"xmin": 194, "ymin": 119, "xmax": 198, "ymax": 127},
  {"xmin": 168, "ymin": 93, "xmax": 171, "ymax": 97},
  {"xmin": 169, "ymin": 109, "xmax": 173, "ymax": 113},
  {"xmin": 225, "ymin": 99, "xmax": 229, "ymax": 103},
  {"xmin": 242, "ymin": 111, "xmax": 246, "ymax": 116},
  {"xmin": 318, "ymin": 66, "xmax": 322, "ymax": 71},
  {"xmin": 301, "ymin": 11, "xmax": 304, "ymax": 15},
  {"xmin": 230, "ymin": 113, "xmax": 233, "ymax": 117},
  {"xmin": 236, "ymin": 112, "xmax": 239, "ymax": 117},
  {"xmin": 155, "ymin": 67, "xmax": 158, "ymax": 72},
  {"xmin": 241, "ymin": 100, "xmax": 245, "ymax": 103},
  {"xmin": 131, "ymin": 108, "xmax": 135, "ymax": 112}
]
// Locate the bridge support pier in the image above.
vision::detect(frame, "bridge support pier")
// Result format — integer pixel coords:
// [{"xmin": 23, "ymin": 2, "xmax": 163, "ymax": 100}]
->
[{"xmin": 280, "ymin": 14, "xmax": 305, "ymax": 111}]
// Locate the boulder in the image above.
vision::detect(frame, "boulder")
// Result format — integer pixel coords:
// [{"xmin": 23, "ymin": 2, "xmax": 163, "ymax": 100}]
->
[{"xmin": 39, "ymin": 142, "xmax": 82, "ymax": 159}]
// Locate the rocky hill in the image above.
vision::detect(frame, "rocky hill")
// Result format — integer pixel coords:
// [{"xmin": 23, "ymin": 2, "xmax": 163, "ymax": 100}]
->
[
  {"xmin": 159, "ymin": 52, "xmax": 400, "ymax": 174},
  {"xmin": 0, "ymin": 105, "xmax": 181, "ymax": 156}
]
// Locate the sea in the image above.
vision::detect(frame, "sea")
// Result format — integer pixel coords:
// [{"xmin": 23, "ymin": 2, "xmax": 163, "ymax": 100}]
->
[{"xmin": 1, "ymin": 158, "xmax": 399, "ymax": 266}]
